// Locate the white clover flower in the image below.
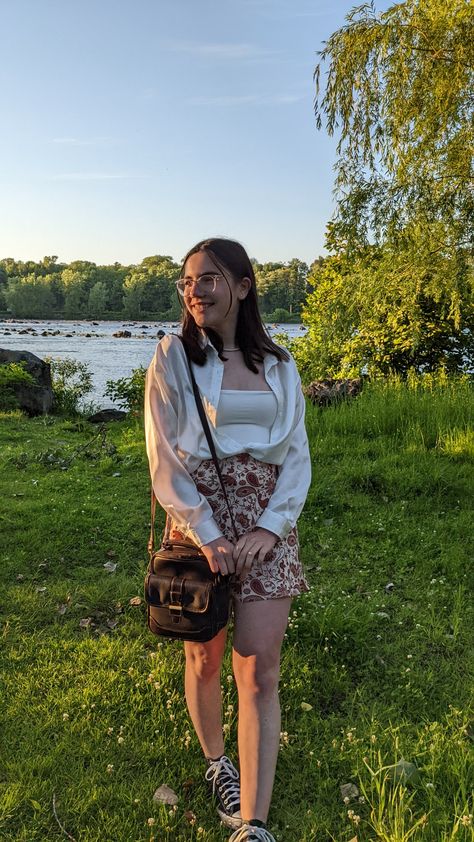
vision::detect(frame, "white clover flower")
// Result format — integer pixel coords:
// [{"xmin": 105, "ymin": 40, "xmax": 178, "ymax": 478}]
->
[
  {"xmin": 147, "ymin": 817, "xmax": 156, "ymax": 826},
  {"xmin": 106, "ymin": 764, "xmax": 114, "ymax": 774},
  {"xmin": 62, "ymin": 713, "xmax": 69, "ymax": 721}
]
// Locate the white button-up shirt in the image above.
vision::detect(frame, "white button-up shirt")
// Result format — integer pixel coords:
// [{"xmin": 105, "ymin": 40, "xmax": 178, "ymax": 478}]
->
[{"xmin": 144, "ymin": 332, "xmax": 311, "ymax": 547}]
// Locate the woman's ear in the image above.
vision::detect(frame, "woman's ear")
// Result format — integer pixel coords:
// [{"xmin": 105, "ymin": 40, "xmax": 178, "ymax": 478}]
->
[{"xmin": 238, "ymin": 276, "xmax": 252, "ymax": 300}]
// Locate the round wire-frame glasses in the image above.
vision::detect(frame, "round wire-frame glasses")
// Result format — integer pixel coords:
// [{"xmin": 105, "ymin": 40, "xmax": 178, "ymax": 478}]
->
[{"xmin": 175, "ymin": 273, "xmax": 223, "ymax": 298}]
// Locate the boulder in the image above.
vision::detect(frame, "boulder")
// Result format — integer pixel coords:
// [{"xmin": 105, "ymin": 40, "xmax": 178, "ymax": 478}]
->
[
  {"xmin": 0, "ymin": 348, "xmax": 53, "ymax": 415},
  {"xmin": 113, "ymin": 330, "xmax": 132, "ymax": 338},
  {"xmin": 304, "ymin": 378, "xmax": 364, "ymax": 407},
  {"xmin": 88, "ymin": 408, "xmax": 127, "ymax": 423}
]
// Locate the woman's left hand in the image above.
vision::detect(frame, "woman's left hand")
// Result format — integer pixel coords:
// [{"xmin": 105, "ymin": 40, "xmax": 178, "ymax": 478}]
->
[{"xmin": 232, "ymin": 527, "xmax": 279, "ymax": 580}]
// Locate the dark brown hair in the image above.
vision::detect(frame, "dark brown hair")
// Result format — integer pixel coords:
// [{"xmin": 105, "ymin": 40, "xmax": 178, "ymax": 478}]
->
[{"xmin": 178, "ymin": 237, "xmax": 289, "ymax": 370}]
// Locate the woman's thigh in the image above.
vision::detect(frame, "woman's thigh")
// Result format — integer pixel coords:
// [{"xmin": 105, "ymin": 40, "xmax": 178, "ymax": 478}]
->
[{"xmin": 232, "ymin": 597, "xmax": 292, "ymax": 663}]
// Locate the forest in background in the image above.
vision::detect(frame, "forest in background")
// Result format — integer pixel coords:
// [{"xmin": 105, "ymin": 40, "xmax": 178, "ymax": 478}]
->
[{"xmin": 0, "ymin": 255, "xmax": 318, "ymax": 323}]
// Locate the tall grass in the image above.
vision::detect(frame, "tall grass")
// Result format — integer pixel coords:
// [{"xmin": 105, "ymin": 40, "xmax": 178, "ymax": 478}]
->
[{"xmin": 1, "ymin": 375, "xmax": 473, "ymax": 841}]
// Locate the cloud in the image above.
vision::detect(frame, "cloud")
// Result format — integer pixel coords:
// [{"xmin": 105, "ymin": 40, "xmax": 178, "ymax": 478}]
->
[
  {"xmin": 186, "ymin": 93, "xmax": 305, "ymax": 106},
  {"xmin": 50, "ymin": 172, "xmax": 142, "ymax": 181},
  {"xmin": 165, "ymin": 40, "xmax": 278, "ymax": 61},
  {"xmin": 51, "ymin": 137, "xmax": 118, "ymax": 146}
]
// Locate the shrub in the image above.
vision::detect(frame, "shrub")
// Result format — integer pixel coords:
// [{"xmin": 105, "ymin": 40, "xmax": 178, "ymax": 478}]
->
[
  {"xmin": 0, "ymin": 361, "xmax": 35, "ymax": 411},
  {"xmin": 44, "ymin": 356, "xmax": 93, "ymax": 416},
  {"xmin": 104, "ymin": 366, "xmax": 147, "ymax": 414}
]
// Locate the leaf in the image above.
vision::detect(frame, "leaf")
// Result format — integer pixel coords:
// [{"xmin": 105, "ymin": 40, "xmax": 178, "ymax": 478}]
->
[
  {"xmin": 388, "ymin": 758, "xmax": 420, "ymax": 785},
  {"xmin": 103, "ymin": 562, "xmax": 117, "ymax": 573},
  {"xmin": 106, "ymin": 549, "xmax": 117, "ymax": 558},
  {"xmin": 301, "ymin": 702, "xmax": 313, "ymax": 711},
  {"xmin": 129, "ymin": 596, "xmax": 142, "ymax": 606},
  {"xmin": 153, "ymin": 784, "xmax": 178, "ymax": 805},
  {"xmin": 79, "ymin": 617, "xmax": 93, "ymax": 628},
  {"xmin": 31, "ymin": 800, "xmax": 42, "ymax": 810}
]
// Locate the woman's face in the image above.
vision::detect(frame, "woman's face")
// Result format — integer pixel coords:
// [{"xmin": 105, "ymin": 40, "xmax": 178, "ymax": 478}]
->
[{"xmin": 182, "ymin": 250, "xmax": 249, "ymax": 334}]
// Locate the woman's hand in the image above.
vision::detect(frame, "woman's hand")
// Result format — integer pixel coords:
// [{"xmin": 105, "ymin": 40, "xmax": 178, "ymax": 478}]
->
[
  {"xmin": 200, "ymin": 536, "xmax": 236, "ymax": 576},
  {"xmin": 232, "ymin": 528, "xmax": 279, "ymax": 580}
]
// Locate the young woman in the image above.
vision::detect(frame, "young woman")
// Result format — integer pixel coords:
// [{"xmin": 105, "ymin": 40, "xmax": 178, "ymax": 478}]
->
[{"xmin": 144, "ymin": 238, "xmax": 311, "ymax": 842}]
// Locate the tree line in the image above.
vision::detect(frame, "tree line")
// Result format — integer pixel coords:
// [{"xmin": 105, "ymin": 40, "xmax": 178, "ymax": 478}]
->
[{"xmin": 0, "ymin": 255, "xmax": 317, "ymax": 323}]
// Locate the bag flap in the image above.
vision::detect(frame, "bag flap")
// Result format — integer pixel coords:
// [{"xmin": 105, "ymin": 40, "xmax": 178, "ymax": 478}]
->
[{"xmin": 146, "ymin": 572, "xmax": 212, "ymax": 613}]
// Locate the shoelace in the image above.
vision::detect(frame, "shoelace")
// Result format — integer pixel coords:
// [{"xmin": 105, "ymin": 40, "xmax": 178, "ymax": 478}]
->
[
  {"xmin": 229, "ymin": 824, "xmax": 276, "ymax": 842},
  {"xmin": 205, "ymin": 755, "xmax": 240, "ymax": 811}
]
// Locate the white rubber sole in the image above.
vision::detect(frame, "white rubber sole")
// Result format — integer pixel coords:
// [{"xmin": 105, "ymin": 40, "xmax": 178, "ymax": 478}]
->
[{"xmin": 218, "ymin": 807, "xmax": 243, "ymax": 829}]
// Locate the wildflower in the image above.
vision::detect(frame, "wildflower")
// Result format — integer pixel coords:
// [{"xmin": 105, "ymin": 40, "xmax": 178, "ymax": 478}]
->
[
  {"xmin": 62, "ymin": 713, "xmax": 69, "ymax": 721},
  {"xmin": 197, "ymin": 828, "xmax": 205, "ymax": 835},
  {"xmin": 347, "ymin": 810, "xmax": 361, "ymax": 825},
  {"xmin": 223, "ymin": 723, "xmax": 230, "ymax": 733},
  {"xmin": 106, "ymin": 764, "xmax": 114, "ymax": 774},
  {"xmin": 343, "ymin": 796, "xmax": 350, "ymax": 805},
  {"xmin": 461, "ymin": 815, "xmax": 472, "ymax": 827},
  {"xmin": 280, "ymin": 731, "xmax": 290, "ymax": 746},
  {"xmin": 117, "ymin": 736, "xmax": 124, "ymax": 744},
  {"xmin": 147, "ymin": 817, "xmax": 156, "ymax": 826},
  {"xmin": 371, "ymin": 734, "xmax": 377, "ymax": 743},
  {"xmin": 226, "ymin": 674, "xmax": 233, "ymax": 683}
]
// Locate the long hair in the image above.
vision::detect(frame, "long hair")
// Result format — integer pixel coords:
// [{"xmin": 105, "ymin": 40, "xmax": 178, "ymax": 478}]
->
[{"xmin": 178, "ymin": 237, "xmax": 289, "ymax": 371}]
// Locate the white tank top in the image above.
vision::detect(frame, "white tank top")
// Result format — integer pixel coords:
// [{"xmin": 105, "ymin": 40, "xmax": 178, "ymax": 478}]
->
[{"xmin": 216, "ymin": 389, "xmax": 278, "ymax": 444}]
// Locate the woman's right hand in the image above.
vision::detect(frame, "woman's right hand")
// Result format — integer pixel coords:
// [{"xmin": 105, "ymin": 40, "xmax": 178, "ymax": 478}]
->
[{"xmin": 200, "ymin": 537, "xmax": 236, "ymax": 576}]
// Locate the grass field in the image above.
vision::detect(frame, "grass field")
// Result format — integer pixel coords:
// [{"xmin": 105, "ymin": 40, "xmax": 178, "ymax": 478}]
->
[{"xmin": 1, "ymin": 374, "xmax": 473, "ymax": 841}]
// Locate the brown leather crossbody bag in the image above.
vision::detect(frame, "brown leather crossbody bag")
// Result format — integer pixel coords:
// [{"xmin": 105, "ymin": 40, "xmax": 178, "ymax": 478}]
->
[{"xmin": 144, "ymin": 337, "xmax": 239, "ymax": 642}]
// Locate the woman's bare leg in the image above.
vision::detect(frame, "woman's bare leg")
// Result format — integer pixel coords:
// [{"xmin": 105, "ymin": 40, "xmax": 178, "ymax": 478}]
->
[
  {"xmin": 184, "ymin": 625, "xmax": 228, "ymax": 758},
  {"xmin": 232, "ymin": 597, "xmax": 291, "ymax": 823}
]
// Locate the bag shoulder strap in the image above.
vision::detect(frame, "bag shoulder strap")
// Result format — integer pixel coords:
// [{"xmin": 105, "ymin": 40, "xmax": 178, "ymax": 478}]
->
[{"xmin": 148, "ymin": 335, "xmax": 239, "ymax": 555}]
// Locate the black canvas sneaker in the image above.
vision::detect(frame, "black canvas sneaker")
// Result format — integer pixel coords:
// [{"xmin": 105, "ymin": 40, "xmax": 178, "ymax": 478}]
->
[{"xmin": 205, "ymin": 754, "xmax": 242, "ymax": 829}]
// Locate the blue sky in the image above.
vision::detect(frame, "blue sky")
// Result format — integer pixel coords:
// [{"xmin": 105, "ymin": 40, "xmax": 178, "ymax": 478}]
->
[{"xmin": 0, "ymin": 0, "xmax": 389, "ymax": 266}]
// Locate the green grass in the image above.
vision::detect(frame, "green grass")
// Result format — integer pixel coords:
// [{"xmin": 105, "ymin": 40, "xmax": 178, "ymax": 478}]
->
[{"xmin": 1, "ymin": 376, "xmax": 473, "ymax": 842}]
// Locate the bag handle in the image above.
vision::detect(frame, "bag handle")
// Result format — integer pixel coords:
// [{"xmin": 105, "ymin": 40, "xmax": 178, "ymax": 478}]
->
[{"xmin": 148, "ymin": 335, "xmax": 240, "ymax": 556}]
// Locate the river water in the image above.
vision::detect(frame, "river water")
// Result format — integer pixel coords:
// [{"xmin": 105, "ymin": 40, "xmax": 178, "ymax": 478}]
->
[{"xmin": 0, "ymin": 318, "xmax": 306, "ymax": 408}]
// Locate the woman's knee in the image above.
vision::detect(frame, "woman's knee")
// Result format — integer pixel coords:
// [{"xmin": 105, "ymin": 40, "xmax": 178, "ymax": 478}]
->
[
  {"xmin": 233, "ymin": 649, "xmax": 281, "ymax": 698},
  {"xmin": 185, "ymin": 639, "xmax": 225, "ymax": 682}
]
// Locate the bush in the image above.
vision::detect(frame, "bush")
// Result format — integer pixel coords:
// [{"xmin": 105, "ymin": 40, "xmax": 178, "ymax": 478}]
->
[
  {"xmin": 0, "ymin": 361, "xmax": 35, "ymax": 411},
  {"xmin": 44, "ymin": 356, "xmax": 94, "ymax": 416},
  {"xmin": 104, "ymin": 366, "xmax": 147, "ymax": 414}
]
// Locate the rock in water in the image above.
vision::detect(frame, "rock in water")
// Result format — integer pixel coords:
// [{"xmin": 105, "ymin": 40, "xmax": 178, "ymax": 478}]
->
[{"xmin": 88, "ymin": 408, "xmax": 127, "ymax": 423}]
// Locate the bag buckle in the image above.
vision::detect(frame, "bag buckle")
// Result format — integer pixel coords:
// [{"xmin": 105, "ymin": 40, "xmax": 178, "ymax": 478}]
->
[{"xmin": 169, "ymin": 577, "xmax": 185, "ymax": 622}]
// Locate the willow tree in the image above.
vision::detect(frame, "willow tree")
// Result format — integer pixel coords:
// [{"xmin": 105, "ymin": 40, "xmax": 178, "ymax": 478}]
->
[{"xmin": 304, "ymin": 0, "xmax": 474, "ymax": 377}]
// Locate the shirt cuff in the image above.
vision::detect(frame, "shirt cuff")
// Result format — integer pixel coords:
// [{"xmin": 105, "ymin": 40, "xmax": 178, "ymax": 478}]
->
[
  {"xmin": 255, "ymin": 509, "xmax": 291, "ymax": 540},
  {"xmin": 185, "ymin": 516, "xmax": 223, "ymax": 548}
]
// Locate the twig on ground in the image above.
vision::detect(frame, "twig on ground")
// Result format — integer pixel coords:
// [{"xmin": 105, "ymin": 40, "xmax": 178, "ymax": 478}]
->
[{"xmin": 52, "ymin": 793, "xmax": 78, "ymax": 842}]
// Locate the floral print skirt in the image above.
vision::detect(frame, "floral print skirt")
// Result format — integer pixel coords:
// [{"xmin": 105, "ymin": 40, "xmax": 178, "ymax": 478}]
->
[{"xmin": 166, "ymin": 453, "xmax": 310, "ymax": 603}]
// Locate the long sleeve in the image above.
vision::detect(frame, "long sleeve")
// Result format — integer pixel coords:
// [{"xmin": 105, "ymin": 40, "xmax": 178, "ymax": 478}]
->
[
  {"xmin": 255, "ymin": 374, "xmax": 311, "ymax": 539},
  {"xmin": 143, "ymin": 343, "xmax": 223, "ymax": 548}
]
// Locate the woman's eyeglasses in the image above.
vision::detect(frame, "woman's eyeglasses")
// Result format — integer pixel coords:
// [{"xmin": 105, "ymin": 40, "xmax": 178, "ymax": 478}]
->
[{"xmin": 175, "ymin": 273, "xmax": 223, "ymax": 297}]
